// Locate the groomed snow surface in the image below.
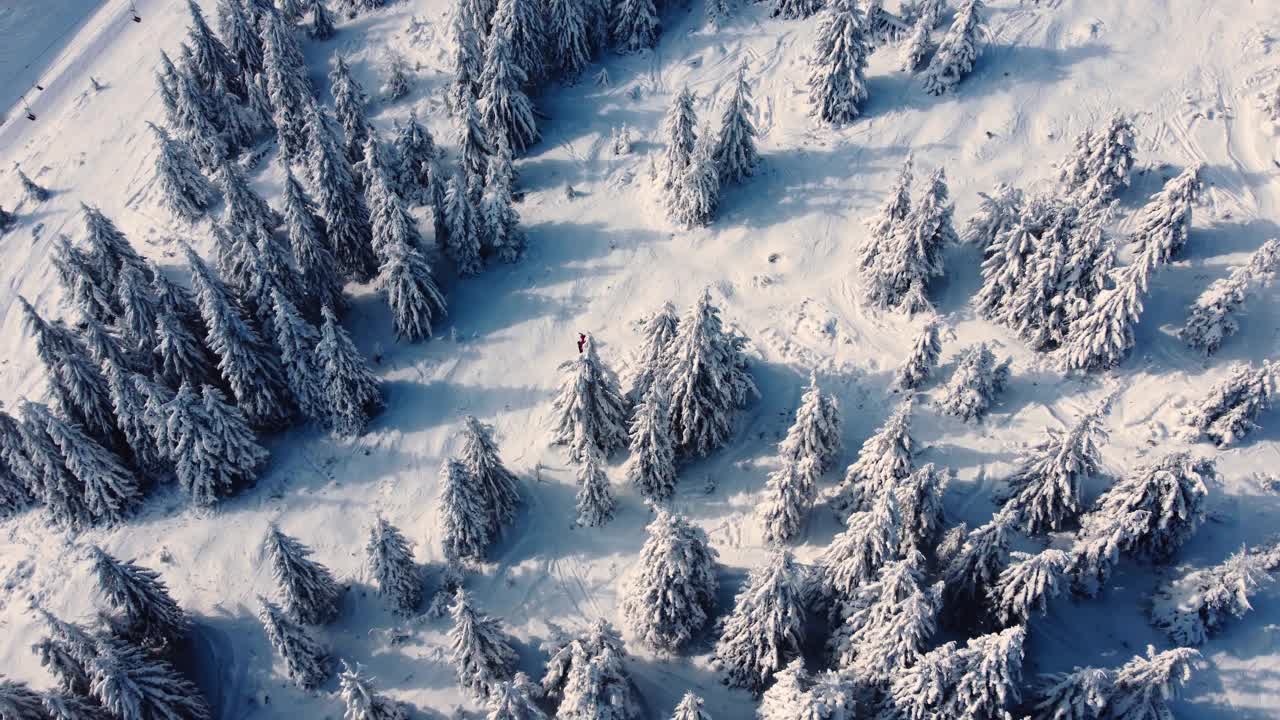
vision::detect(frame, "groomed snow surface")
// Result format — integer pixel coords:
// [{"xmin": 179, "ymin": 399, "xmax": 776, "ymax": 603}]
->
[{"xmin": 3, "ymin": 0, "xmax": 1280, "ymax": 718}]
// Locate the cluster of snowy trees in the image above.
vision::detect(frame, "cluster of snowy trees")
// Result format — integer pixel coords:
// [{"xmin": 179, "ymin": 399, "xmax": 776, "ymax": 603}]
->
[
  {"xmin": 655, "ymin": 66, "xmax": 759, "ymax": 227},
  {"xmin": 860, "ymin": 158, "xmax": 959, "ymax": 314},
  {"xmin": 550, "ymin": 291, "xmax": 756, "ymax": 525},
  {"xmin": 1032, "ymin": 645, "xmax": 1200, "ymax": 720}
]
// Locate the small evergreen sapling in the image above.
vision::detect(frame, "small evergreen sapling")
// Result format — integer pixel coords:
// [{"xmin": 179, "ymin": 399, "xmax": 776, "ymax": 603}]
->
[
  {"xmin": 834, "ymin": 398, "xmax": 913, "ymax": 517},
  {"xmin": 1181, "ymin": 239, "xmax": 1280, "ymax": 355},
  {"xmin": 713, "ymin": 63, "xmax": 759, "ymax": 184},
  {"xmin": 88, "ymin": 636, "xmax": 211, "ymax": 719},
  {"xmin": 89, "ymin": 546, "xmax": 189, "ymax": 648},
  {"xmin": 1001, "ymin": 407, "xmax": 1107, "ymax": 534},
  {"xmin": 366, "ymin": 517, "xmax": 422, "ymax": 613},
  {"xmin": 624, "ymin": 386, "xmax": 677, "ymax": 502},
  {"xmin": 439, "ymin": 458, "xmax": 495, "ymax": 561},
  {"xmin": 16, "ymin": 167, "xmax": 49, "ymax": 202},
  {"xmin": 938, "ymin": 342, "xmax": 1010, "ymax": 422},
  {"xmin": 1183, "ymin": 361, "xmax": 1275, "ymax": 447},
  {"xmin": 713, "ymin": 551, "xmax": 806, "ymax": 693},
  {"xmin": 264, "ymin": 524, "xmax": 343, "ymax": 625},
  {"xmin": 259, "ymin": 596, "xmax": 330, "ymax": 689},
  {"xmin": 621, "ymin": 511, "xmax": 719, "ymax": 652},
  {"xmin": 893, "ymin": 318, "xmax": 942, "ymax": 390},
  {"xmin": 807, "ymin": 0, "xmax": 870, "ymax": 124},
  {"xmin": 339, "ymin": 661, "xmax": 410, "ymax": 720},
  {"xmin": 575, "ymin": 448, "xmax": 617, "ymax": 527},
  {"xmin": 450, "ymin": 589, "xmax": 518, "ymax": 700},
  {"xmin": 550, "ymin": 338, "xmax": 630, "ymax": 462},
  {"xmin": 1150, "ymin": 545, "xmax": 1274, "ymax": 646},
  {"xmin": 920, "ymin": 0, "xmax": 986, "ymax": 95}
]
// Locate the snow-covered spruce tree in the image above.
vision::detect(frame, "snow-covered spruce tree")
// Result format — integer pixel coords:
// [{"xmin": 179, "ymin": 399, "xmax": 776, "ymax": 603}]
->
[
  {"xmin": 713, "ymin": 550, "xmax": 806, "ymax": 693},
  {"xmin": 1058, "ymin": 261, "xmax": 1149, "ymax": 372},
  {"xmin": 550, "ymin": 338, "xmax": 629, "ymax": 462},
  {"xmin": 758, "ymin": 458, "xmax": 820, "ymax": 545},
  {"xmin": 217, "ymin": 159, "xmax": 279, "ymax": 236},
  {"xmin": 1059, "ymin": 114, "xmax": 1137, "ymax": 204},
  {"xmin": 42, "ymin": 690, "xmax": 109, "ymax": 720},
  {"xmin": 366, "ymin": 516, "xmax": 422, "ymax": 614},
  {"xmin": 893, "ymin": 318, "xmax": 942, "ymax": 391},
  {"xmin": 621, "ymin": 511, "xmax": 719, "ymax": 652},
  {"xmin": 184, "ymin": 0, "xmax": 241, "ymax": 97},
  {"xmin": 772, "ymin": 0, "xmax": 823, "ymax": 20},
  {"xmin": 114, "ymin": 261, "xmax": 159, "ymax": 357},
  {"xmin": 478, "ymin": 10, "xmax": 540, "ymax": 154},
  {"xmin": 448, "ymin": 0, "xmax": 485, "ymax": 112},
  {"xmin": 450, "ymin": 589, "xmax": 518, "ymax": 701},
  {"xmin": 938, "ymin": 342, "xmax": 1009, "ymax": 422},
  {"xmin": 216, "ymin": 0, "xmax": 263, "ymax": 76},
  {"xmin": 899, "ymin": 13, "xmax": 933, "ymax": 72},
  {"xmin": 264, "ymin": 524, "xmax": 343, "ymax": 625},
  {"xmin": 261, "ymin": 8, "xmax": 314, "ymax": 160},
  {"xmin": 78, "ymin": 317, "xmax": 131, "ymax": 377},
  {"xmin": 16, "ymin": 168, "xmax": 49, "ymax": 203},
  {"xmin": 861, "ymin": 157, "xmax": 913, "ymax": 273},
  {"xmin": 807, "ymin": 0, "xmax": 870, "ymax": 124},
  {"xmin": 459, "ymin": 415, "xmax": 521, "ymax": 532},
  {"xmin": 988, "ymin": 548, "xmax": 1070, "ymax": 626},
  {"xmin": 438, "ymin": 458, "xmax": 495, "ymax": 562},
  {"xmin": 669, "ymin": 692, "xmax": 711, "ymax": 720},
  {"xmin": 495, "ymin": 0, "xmax": 546, "ymax": 85},
  {"xmin": 766, "ymin": 371, "xmax": 842, "ymax": 520},
  {"xmin": 0, "ymin": 427, "xmax": 34, "ymax": 519},
  {"xmin": 1032, "ymin": 665, "xmax": 1115, "ymax": 720},
  {"xmin": 759, "ymin": 661, "xmax": 857, "ymax": 720},
  {"xmin": 664, "ymin": 291, "xmax": 758, "ymax": 457},
  {"xmin": 18, "ymin": 299, "xmax": 113, "ymax": 442},
  {"xmin": 1086, "ymin": 451, "xmax": 1212, "ymax": 563},
  {"xmin": 153, "ymin": 296, "xmax": 213, "ymax": 391},
  {"xmin": 330, "ymin": 56, "xmax": 371, "ymax": 164},
  {"xmin": 391, "ymin": 111, "xmax": 438, "ymax": 202},
  {"xmin": 884, "ymin": 624, "xmax": 1025, "ymax": 720},
  {"xmin": 89, "ymin": 546, "xmax": 188, "ymax": 648},
  {"xmin": 42, "ymin": 410, "xmax": 140, "ymax": 526},
  {"xmin": 31, "ymin": 609, "xmax": 101, "ymax": 697},
  {"xmin": 1128, "ymin": 163, "xmax": 1203, "ymax": 267},
  {"xmin": 259, "ymin": 596, "xmax": 329, "ymax": 689},
  {"xmin": 575, "ymin": 448, "xmax": 617, "ymax": 527},
  {"xmin": 756, "ymin": 659, "xmax": 808, "ymax": 719},
  {"xmin": 103, "ymin": 361, "xmax": 166, "ymax": 477},
  {"xmin": 612, "ymin": 0, "xmax": 659, "ymax": 53},
  {"xmin": 168, "ymin": 382, "xmax": 261, "ymax": 501},
  {"xmin": 442, "ymin": 172, "xmax": 483, "ymax": 275},
  {"xmin": 833, "ymin": 398, "xmax": 913, "ymax": 517},
  {"xmin": 920, "ymin": 0, "xmax": 985, "ymax": 96},
  {"xmin": 1183, "ymin": 361, "xmax": 1275, "ymax": 447},
  {"xmin": 270, "ymin": 289, "xmax": 326, "ymax": 423},
  {"xmin": 974, "ymin": 194, "xmax": 1060, "ymax": 323},
  {"xmin": 282, "ymin": 169, "xmax": 345, "ymax": 315},
  {"xmin": 308, "ymin": 0, "xmax": 337, "ymax": 40},
  {"xmin": 866, "ymin": 167, "xmax": 957, "ymax": 313},
  {"xmin": 366, "ymin": 141, "xmax": 423, "ymax": 262},
  {"xmin": 1067, "ymin": 508, "xmax": 1152, "ymax": 599},
  {"xmin": 481, "ymin": 137, "xmax": 525, "ymax": 263},
  {"xmin": 1107, "ymin": 646, "xmax": 1199, "ymax": 720},
  {"xmin": 80, "ymin": 203, "xmax": 147, "ymax": 298},
  {"xmin": 380, "ymin": 50, "xmax": 412, "ymax": 101},
  {"xmin": 658, "ymin": 87, "xmax": 698, "ymax": 197},
  {"xmin": 547, "ymin": 0, "xmax": 592, "ymax": 79},
  {"xmin": 1150, "ymin": 545, "xmax": 1274, "ymax": 647},
  {"xmin": 940, "ymin": 507, "xmax": 1017, "ymax": 613},
  {"xmin": 713, "ymin": 63, "xmax": 759, "ymax": 184},
  {"xmin": 185, "ymin": 246, "xmax": 294, "ymax": 429},
  {"xmin": 1181, "ymin": 238, "xmax": 1280, "ymax": 355},
  {"xmin": 18, "ymin": 402, "xmax": 92, "ymax": 529},
  {"xmin": 554, "ymin": 642, "xmax": 640, "ymax": 720},
  {"xmin": 88, "ymin": 635, "xmax": 211, "ymax": 720},
  {"xmin": 894, "ymin": 463, "xmax": 948, "ymax": 559},
  {"xmin": 668, "ymin": 124, "xmax": 721, "ymax": 227},
  {"xmin": 339, "ymin": 661, "xmax": 409, "ymax": 720},
  {"xmin": 626, "ymin": 302, "xmax": 679, "ymax": 404},
  {"xmin": 821, "ymin": 490, "xmax": 901, "ymax": 606},
  {"xmin": 829, "ymin": 554, "xmax": 942, "ymax": 685},
  {"xmin": 170, "ymin": 66, "xmax": 230, "ymax": 168},
  {"xmin": 487, "ymin": 671, "xmax": 546, "ymax": 720},
  {"xmin": 456, "ymin": 99, "xmax": 493, "ymax": 193},
  {"xmin": 304, "ymin": 103, "xmax": 377, "ymax": 281},
  {"xmin": 624, "ymin": 386, "xmax": 678, "ymax": 503},
  {"xmin": 1002, "ymin": 407, "xmax": 1106, "ymax": 534},
  {"xmin": 377, "ymin": 224, "xmax": 447, "ymax": 343},
  {"xmin": 963, "ymin": 182, "xmax": 1024, "ymax": 249}
]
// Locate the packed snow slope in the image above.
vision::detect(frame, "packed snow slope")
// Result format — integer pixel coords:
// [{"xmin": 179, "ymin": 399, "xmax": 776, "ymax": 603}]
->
[{"xmin": 3, "ymin": 0, "xmax": 1280, "ymax": 718}]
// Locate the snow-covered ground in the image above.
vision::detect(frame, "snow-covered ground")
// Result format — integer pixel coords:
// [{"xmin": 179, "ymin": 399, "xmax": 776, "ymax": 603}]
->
[{"xmin": 3, "ymin": 0, "xmax": 1280, "ymax": 718}]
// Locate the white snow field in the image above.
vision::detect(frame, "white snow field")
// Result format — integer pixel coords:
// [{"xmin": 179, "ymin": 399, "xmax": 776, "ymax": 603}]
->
[{"xmin": 3, "ymin": 0, "xmax": 1280, "ymax": 718}]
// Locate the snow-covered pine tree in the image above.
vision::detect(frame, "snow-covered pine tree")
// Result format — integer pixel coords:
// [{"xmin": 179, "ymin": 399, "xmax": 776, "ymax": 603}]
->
[
  {"xmin": 308, "ymin": 0, "xmax": 337, "ymax": 39},
  {"xmin": 88, "ymin": 635, "xmax": 211, "ymax": 719},
  {"xmin": 376, "ymin": 225, "xmax": 448, "ymax": 342},
  {"xmin": 217, "ymin": 0, "xmax": 264, "ymax": 76},
  {"xmin": 963, "ymin": 182, "xmax": 1024, "ymax": 249},
  {"xmin": 821, "ymin": 490, "xmax": 901, "ymax": 606},
  {"xmin": 391, "ymin": 111, "xmax": 438, "ymax": 203},
  {"xmin": 894, "ymin": 463, "xmax": 948, "ymax": 559},
  {"xmin": 18, "ymin": 299, "xmax": 116, "ymax": 444},
  {"xmin": 713, "ymin": 550, "xmax": 806, "ymax": 693},
  {"xmin": 18, "ymin": 402, "xmax": 92, "ymax": 529},
  {"xmin": 438, "ymin": 458, "xmax": 494, "ymax": 561},
  {"xmin": 624, "ymin": 386, "xmax": 678, "ymax": 503},
  {"xmin": 217, "ymin": 159, "xmax": 279, "ymax": 236},
  {"xmin": 175, "ymin": 383, "xmax": 266, "ymax": 504},
  {"xmin": 460, "ymin": 415, "xmax": 521, "ymax": 531},
  {"xmin": 893, "ymin": 318, "xmax": 942, "ymax": 391},
  {"xmin": 612, "ymin": 0, "xmax": 659, "ymax": 53},
  {"xmin": 626, "ymin": 302, "xmax": 679, "ymax": 404},
  {"xmin": 0, "ymin": 419, "xmax": 34, "ymax": 519},
  {"xmin": 575, "ymin": 448, "xmax": 617, "ymax": 527},
  {"xmin": 547, "ymin": 0, "xmax": 592, "ymax": 79},
  {"xmin": 884, "ymin": 625, "xmax": 1025, "ymax": 720},
  {"xmin": 664, "ymin": 291, "xmax": 758, "ymax": 456},
  {"xmin": 496, "ymin": 0, "xmax": 546, "ymax": 84},
  {"xmin": 973, "ymin": 193, "xmax": 1055, "ymax": 322},
  {"xmin": 757, "ymin": 659, "xmax": 808, "ymax": 719},
  {"xmin": 478, "ymin": 9, "xmax": 541, "ymax": 154},
  {"xmin": 380, "ymin": 50, "xmax": 412, "ymax": 101},
  {"xmin": 170, "ymin": 65, "xmax": 230, "ymax": 168},
  {"xmin": 442, "ymin": 172, "xmax": 483, "ymax": 275},
  {"xmin": 259, "ymin": 596, "xmax": 329, "ymax": 689},
  {"xmin": 282, "ymin": 169, "xmax": 345, "ymax": 315},
  {"xmin": 153, "ymin": 299, "xmax": 214, "ymax": 392},
  {"xmin": 899, "ymin": 13, "xmax": 933, "ymax": 72},
  {"xmin": 669, "ymin": 692, "xmax": 711, "ymax": 720},
  {"xmin": 450, "ymin": 588, "xmax": 518, "ymax": 700},
  {"xmin": 938, "ymin": 342, "xmax": 1009, "ymax": 422},
  {"xmin": 100, "ymin": 361, "xmax": 165, "ymax": 479},
  {"xmin": 330, "ymin": 56, "xmax": 371, "ymax": 164},
  {"xmin": 713, "ymin": 63, "xmax": 759, "ymax": 184},
  {"xmin": 1002, "ymin": 406, "xmax": 1106, "ymax": 534},
  {"xmin": 550, "ymin": 338, "xmax": 629, "ymax": 462},
  {"xmin": 366, "ymin": 516, "xmax": 421, "ymax": 613},
  {"xmin": 807, "ymin": 0, "xmax": 870, "ymax": 124},
  {"xmin": 1107, "ymin": 646, "xmax": 1199, "ymax": 720},
  {"xmin": 668, "ymin": 123, "xmax": 721, "ymax": 227},
  {"xmin": 1184, "ymin": 361, "xmax": 1275, "ymax": 447},
  {"xmin": 41, "ymin": 690, "xmax": 109, "ymax": 720},
  {"xmin": 758, "ymin": 457, "xmax": 819, "ymax": 545},
  {"xmin": 448, "ymin": 0, "xmax": 485, "ymax": 112},
  {"xmin": 261, "ymin": 9, "xmax": 314, "ymax": 160},
  {"xmin": 920, "ymin": 0, "xmax": 985, "ymax": 95},
  {"xmin": 861, "ymin": 157, "xmax": 914, "ymax": 274},
  {"xmin": 621, "ymin": 511, "xmax": 719, "ymax": 652},
  {"xmin": 773, "ymin": 0, "xmax": 823, "ymax": 20},
  {"xmin": 828, "ymin": 554, "xmax": 941, "ymax": 685},
  {"xmin": 480, "ymin": 138, "xmax": 525, "ymax": 263},
  {"xmin": 1128, "ymin": 164, "xmax": 1203, "ymax": 266},
  {"xmin": 366, "ymin": 141, "xmax": 424, "ymax": 262},
  {"xmin": 264, "ymin": 524, "xmax": 343, "ymax": 625},
  {"xmin": 114, "ymin": 261, "xmax": 159, "ymax": 357},
  {"xmin": 866, "ymin": 167, "xmax": 957, "ymax": 313},
  {"xmin": 88, "ymin": 546, "xmax": 188, "ymax": 648},
  {"xmin": 658, "ymin": 87, "xmax": 698, "ymax": 197},
  {"xmin": 338, "ymin": 661, "xmax": 409, "ymax": 720},
  {"xmin": 304, "ymin": 103, "xmax": 377, "ymax": 281},
  {"xmin": 1181, "ymin": 238, "xmax": 1280, "ymax": 355},
  {"xmin": 184, "ymin": 0, "xmax": 241, "ymax": 97},
  {"xmin": 51, "ymin": 237, "xmax": 112, "ymax": 324},
  {"xmin": 185, "ymin": 246, "xmax": 294, "ymax": 429},
  {"xmin": 554, "ymin": 641, "xmax": 640, "ymax": 720},
  {"xmin": 988, "ymin": 548, "xmax": 1070, "ymax": 626},
  {"xmin": 486, "ymin": 672, "xmax": 546, "ymax": 720},
  {"xmin": 1058, "ymin": 260, "xmax": 1149, "ymax": 372},
  {"xmin": 1032, "ymin": 665, "xmax": 1115, "ymax": 720},
  {"xmin": 833, "ymin": 398, "xmax": 913, "ymax": 517},
  {"xmin": 1150, "ymin": 545, "xmax": 1274, "ymax": 647},
  {"xmin": 1059, "ymin": 114, "xmax": 1137, "ymax": 204},
  {"xmin": 41, "ymin": 409, "xmax": 140, "ymax": 526},
  {"xmin": 80, "ymin": 204, "xmax": 147, "ymax": 299},
  {"xmin": 31, "ymin": 609, "xmax": 100, "ymax": 698},
  {"xmin": 78, "ymin": 317, "xmax": 132, "ymax": 377},
  {"xmin": 270, "ymin": 289, "xmax": 326, "ymax": 422},
  {"xmin": 940, "ymin": 507, "xmax": 1016, "ymax": 613},
  {"xmin": 17, "ymin": 167, "xmax": 50, "ymax": 203}
]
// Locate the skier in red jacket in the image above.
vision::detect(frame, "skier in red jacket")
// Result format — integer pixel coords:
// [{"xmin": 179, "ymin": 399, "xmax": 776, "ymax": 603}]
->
[{"xmin": 577, "ymin": 333, "xmax": 587, "ymax": 353}]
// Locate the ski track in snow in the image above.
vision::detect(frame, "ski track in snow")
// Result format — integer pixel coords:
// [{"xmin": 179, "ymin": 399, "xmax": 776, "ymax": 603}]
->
[{"xmin": 3, "ymin": 0, "xmax": 1280, "ymax": 718}]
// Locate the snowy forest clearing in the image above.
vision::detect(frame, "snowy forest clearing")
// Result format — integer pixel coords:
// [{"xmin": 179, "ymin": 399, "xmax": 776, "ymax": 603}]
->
[{"xmin": 2, "ymin": 0, "xmax": 1280, "ymax": 719}]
